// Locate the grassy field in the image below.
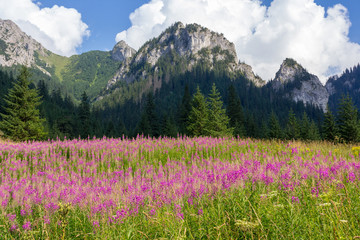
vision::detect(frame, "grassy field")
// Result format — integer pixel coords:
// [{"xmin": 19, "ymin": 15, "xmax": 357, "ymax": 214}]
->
[{"xmin": 0, "ymin": 137, "xmax": 359, "ymax": 239}]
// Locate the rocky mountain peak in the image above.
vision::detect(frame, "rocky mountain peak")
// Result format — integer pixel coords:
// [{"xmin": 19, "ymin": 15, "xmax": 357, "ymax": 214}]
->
[
  {"xmin": 111, "ymin": 40, "xmax": 136, "ymax": 62},
  {"xmin": 271, "ymin": 58, "xmax": 329, "ymax": 111},
  {"xmin": 0, "ymin": 18, "xmax": 49, "ymax": 69},
  {"xmin": 108, "ymin": 22, "xmax": 264, "ymax": 89},
  {"xmin": 275, "ymin": 58, "xmax": 307, "ymax": 84},
  {"xmin": 133, "ymin": 22, "xmax": 239, "ymax": 67}
]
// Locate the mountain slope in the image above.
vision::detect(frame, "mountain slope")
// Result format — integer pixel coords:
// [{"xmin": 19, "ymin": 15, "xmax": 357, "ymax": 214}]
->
[
  {"xmin": 0, "ymin": 18, "xmax": 123, "ymax": 101},
  {"xmin": 100, "ymin": 22, "xmax": 264, "ymax": 103},
  {"xmin": 326, "ymin": 64, "xmax": 360, "ymax": 112},
  {"xmin": 269, "ymin": 58, "xmax": 329, "ymax": 111}
]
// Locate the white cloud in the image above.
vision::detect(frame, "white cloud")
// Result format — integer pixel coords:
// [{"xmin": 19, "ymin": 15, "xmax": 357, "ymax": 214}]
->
[
  {"xmin": 0, "ymin": 0, "xmax": 89, "ymax": 56},
  {"xmin": 116, "ymin": 0, "xmax": 360, "ymax": 83}
]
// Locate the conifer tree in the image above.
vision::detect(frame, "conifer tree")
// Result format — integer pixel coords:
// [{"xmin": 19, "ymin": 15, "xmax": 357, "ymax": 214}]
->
[
  {"xmin": 136, "ymin": 92, "xmax": 159, "ymax": 137},
  {"xmin": 0, "ymin": 67, "xmax": 46, "ymax": 141},
  {"xmin": 145, "ymin": 92, "xmax": 159, "ymax": 137},
  {"xmin": 268, "ymin": 111, "xmax": 282, "ymax": 139},
  {"xmin": 178, "ymin": 85, "xmax": 192, "ymax": 135},
  {"xmin": 206, "ymin": 83, "xmax": 233, "ymax": 137},
  {"xmin": 337, "ymin": 95, "xmax": 359, "ymax": 143},
  {"xmin": 322, "ymin": 105, "xmax": 337, "ymax": 142},
  {"xmin": 162, "ymin": 114, "xmax": 177, "ymax": 138},
  {"xmin": 187, "ymin": 86, "xmax": 208, "ymax": 136},
  {"xmin": 78, "ymin": 91, "xmax": 91, "ymax": 138},
  {"xmin": 227, "ymin": 85, "xmax": 245, "ymax": 136},
  {"xmin": 285, "ymin": 109, "xmax": 300, "ymax": 140},
  {"xmin": 300, "ymin": 112, "xmax": 311, "ymax": 140},
  {"xmin": 308, "ymin": 120, "xmax": 321, "ymax": 141}
]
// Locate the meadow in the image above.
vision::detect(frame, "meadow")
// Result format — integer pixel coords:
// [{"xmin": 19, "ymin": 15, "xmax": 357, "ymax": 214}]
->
[{"xmin": 0, "ymin": 136, "xmax": 359, "ymax": 239}]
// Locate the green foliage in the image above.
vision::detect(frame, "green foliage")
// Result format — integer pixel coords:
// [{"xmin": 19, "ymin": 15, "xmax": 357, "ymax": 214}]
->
[
  {"xmin": 322, "ymin": 106, "xmax": 337, "ymax": 142},
  {"xmin": 78, "ymin": 92, "xmax": 91, "ymax": 138},
  {"xmin": 298, "ymin": 112, "xmax": 310, "ymax": 141},
  {"xmin": 227, "ymin": 85, "xmax": 245, "ymax": 136},
  {"xmin": 187, "ymin": 87, "xmax": 209, "ymax": 137},
  {"xmin": 136, "ymin": 93, "xmax": 160, "ymax": 137},
  {"xmin": 61, "ymin": 51, "xmax": 119, "ymax": 100},
  {"xmin": 0, "ymin": 67, "xmax": 46, "ymax": 141},
  {"xmin": 205, "ymin": 83, "xmax": 233, "ymax": 137},
  {"xmin": 268, "ymin": 111, "xmax": 282, "ymax": 139},
  {"xmin": 178, "ymin": 85, "xmax": 192, "ymax": 135},
  {"xmin": 337, "ymin": 95, "xmax": 359, "ymax": 143},
  {"xmin": 285, "ymin": 109, "xmax": 300, "ymax": 140}
]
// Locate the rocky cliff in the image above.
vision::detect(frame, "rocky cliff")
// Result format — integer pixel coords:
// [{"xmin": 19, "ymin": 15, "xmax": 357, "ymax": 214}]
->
[
  {"xmin": 107, "ymin": 22, "xmax": 264, "ymax": 89},
  {"xmin": 271, "ymin": 58, "xmax": 329, "ymax": 111},
  {"xmin": 0, "ymin": 18, "xmax": 51, "ymax": 75},
  {"xmin": 111, "ymin": 40, "xmax": 136, "ymax": 62}
]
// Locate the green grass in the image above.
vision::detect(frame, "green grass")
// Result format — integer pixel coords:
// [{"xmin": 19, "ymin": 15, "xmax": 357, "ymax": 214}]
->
[{"xmin": 39, "ymin": 53, "xmax": 70, "ymax": 82}]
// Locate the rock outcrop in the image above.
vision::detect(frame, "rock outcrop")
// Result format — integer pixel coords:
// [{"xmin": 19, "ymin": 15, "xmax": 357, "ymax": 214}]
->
[
  {"xmin": 271, "ymin": 58, "xmax": 329, "ymax": 111},
  {"xmin": 107, "ymin": 22, "xmax": 264, "ymax": 89},
  {"xmin": 111, "ymin": 40, "xmax": 136, "ymax": 62},
  {"xmin": 0, "ymin": 18, "xmax": 49, "ymax": 69}
]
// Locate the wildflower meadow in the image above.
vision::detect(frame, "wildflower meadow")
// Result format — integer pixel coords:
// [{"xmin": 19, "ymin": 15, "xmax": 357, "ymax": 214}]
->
[{"xmin": 0, "ymin": 136, "xmax": 359, "ymax": 239}]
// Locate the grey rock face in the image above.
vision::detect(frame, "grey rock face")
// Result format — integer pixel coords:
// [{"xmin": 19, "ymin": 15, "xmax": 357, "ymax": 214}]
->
[
  {"xmin": 0, "ymin": 19, "xmax": 48, "ymax": 68},
  {"xmin": 235, "ymin": 63, "xmax": 265, "ymax": 87},
  {"xmin": 107, "ymin": 22, "xmax": 263, "ymax": 89},
  {"xmin": 272, "ymin": 58, "xmax": 329, "ymax": 111},
  {"xmin": 111, "ymin": 40, "xmax": 136, "ymax": 62}
]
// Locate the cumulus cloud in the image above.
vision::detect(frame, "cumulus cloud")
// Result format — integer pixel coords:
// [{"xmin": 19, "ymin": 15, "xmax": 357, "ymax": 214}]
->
[
  {"xmin": 116, "ymin": 0, "xmax": 360, "ymax": 83},
  {"xmin": 0, "ymin": 0, "xmax": 90, "ymax": 56}
]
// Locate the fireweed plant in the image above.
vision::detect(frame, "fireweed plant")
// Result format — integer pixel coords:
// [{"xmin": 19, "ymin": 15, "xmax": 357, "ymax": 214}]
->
[{"xmin": 0, "ymin": 136, "xmax": 359, "ymax": 239}]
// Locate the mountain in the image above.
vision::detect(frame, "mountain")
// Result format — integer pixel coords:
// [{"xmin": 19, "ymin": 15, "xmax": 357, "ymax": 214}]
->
[
  {"xmin": 0, "ymin": 20, "xmax": 326, "ymax": 139},
  {"xmin": 268, "ymin": 58, "xmax": 329, "ymax": 111},
  {"xmin": 0, "ymin": 18, "xmax": 54, "ymax": 76},
  {"xmin": 326, "ymin": 64, "xmax": 360, "ymax": 112},
  {"xmin": 106, "ymin": 22, "xmax": 263, "ymax": 89},
  {"xmin": 0, "ymin": 18, "xmax": 120, "ymax": 101}
]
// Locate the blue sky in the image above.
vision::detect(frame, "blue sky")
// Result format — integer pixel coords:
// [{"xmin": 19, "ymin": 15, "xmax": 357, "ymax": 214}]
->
[
  {"xmin": 1, "ymin": 0, "xmax": 360, "ymax": 82},
  {"xmin": 37, "ymin": 0, "xmax": 360, "ymax": 53}
]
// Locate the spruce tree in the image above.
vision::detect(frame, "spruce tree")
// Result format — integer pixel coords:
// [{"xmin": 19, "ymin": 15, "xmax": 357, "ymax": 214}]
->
[
  {"xmin": 0, "ymin": 67, "xmax": 46, "ymax": 141},
  {"xmin": 187, "ymin": 86, "xmax": 208, "ymax": 136},
  {"xmin": 178, "ymin": 85, "xmax": 192, "ymax": 135},
  {"xmin": 226, "ymin": 85, "xmax": 245, "ymax": 136},
  {"xmin": 162, "ymin": 114, "xmax": 177, "ymax": 138},
  {"xmin": 285, "ymin": 109, "xmax": 300, "ymax": 140},
  {"xmin": 206, "ymin": 83, "xmax": 233, "ymax": 137},
  {"xmin": 322, "ymin": 105, "xmax": 337, "ymax": 142},
  {"xmin": 145, "ymin": 92, "xmax": 159, "ymax": 137},
  {"xmin": 268, "ymin": 111, "xmax": 282, "ymax": 139},
  {"xmin": 78, "ymin": 91, "xmax": 91, "ymax": 138},
  {"xmin": 300, "ymin": 112, "xmax": 311, "ymax": 140},
  {"xmin": 308, "ymin": 120, "xmax": 321, "ymax": 141},
  {"xmin": 337, "ymin": 95, "xmax": 359, "ymax": 143}
]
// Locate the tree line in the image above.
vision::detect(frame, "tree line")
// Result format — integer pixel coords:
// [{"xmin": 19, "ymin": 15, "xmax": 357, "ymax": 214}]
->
[{"xmin": 1, "ymin": 67, "xmax": 359, "ymax": 143}]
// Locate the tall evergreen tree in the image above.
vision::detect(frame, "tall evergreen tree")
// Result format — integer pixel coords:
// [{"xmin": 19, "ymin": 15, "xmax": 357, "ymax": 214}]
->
[
  {"xmin": 162, "ymin": 114, "xmax": 177, "ymax": 138},
  {"xmin": 268, "ymin": 111, "xmax": 282, "ymax": 139},
  {"xmin": 308, "ymin": 120, "xmax": 321, "ymax": 141},
  {"xmin": 78, "ymin": 91, "xmax": 91, "ymax": 138},
  {"xmin": 337, "ymin": 95, "xmax": 359, "ymax": 143},
  {"xmin": 206, "ymin": 83, "xmax": 233, "ymax": 137},
  {"xmin": 178, "ymin": 85, "xmax": 192, "ymax": 135},
  {"xmin": 300, "ymin": 112, "xmax": 311, "ymax": 140},
  {"xmin": 136, "ymin": 92, "xmax": 159, "ymax": 137},
  {"xmin": 187, "ymin": 86, "xmax": 208, "ymax": 136},
  {"xmin": 226, "ymin": 85, "xmax": 245, "ymax": 136},
  {"xmin": 285, "ymin": 109, "xmax": 300, "ymax": 140},
  {"xmin": 322, "ymin": 105, "xmax": 337, "ymax": 142},
  {"xmin": 145, "ymin": 92, "xmax": 159, "ymax": 137},
  {"xmin": 0, "ymin": 67, "xmax": 46, "ymax": 141}
]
